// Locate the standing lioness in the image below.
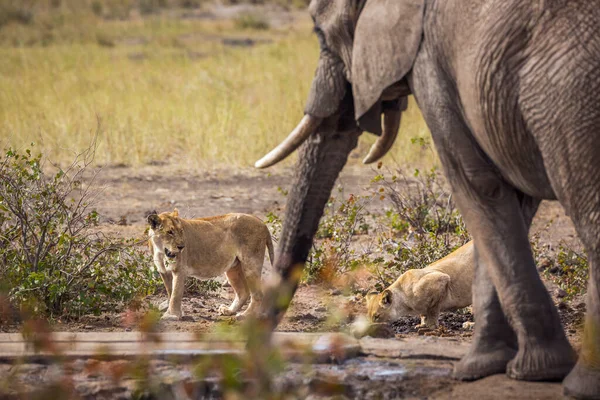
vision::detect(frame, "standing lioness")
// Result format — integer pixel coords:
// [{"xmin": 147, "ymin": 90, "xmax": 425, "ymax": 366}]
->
[
  {"xmin": 148, "ymin": 209, "xmax": 274, "ymax": 320},
  {"xmin": 366, "ymin": 241, "xmax": 475, "ymax": 329}
]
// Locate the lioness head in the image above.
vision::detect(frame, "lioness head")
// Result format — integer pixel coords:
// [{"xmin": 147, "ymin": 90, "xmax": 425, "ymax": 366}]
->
[
  {"xmin": 365, "ymin": 287, "xmax": 415, "ymax": 323},
  {"xmin": 147, "ymin": 209, "xmax": 185, "ymax": 259}
]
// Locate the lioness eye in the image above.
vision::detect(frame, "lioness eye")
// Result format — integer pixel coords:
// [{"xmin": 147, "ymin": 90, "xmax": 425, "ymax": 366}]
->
[{"xmin": 167, "ymin": 230, "xmax": 174, "ymax": 235}]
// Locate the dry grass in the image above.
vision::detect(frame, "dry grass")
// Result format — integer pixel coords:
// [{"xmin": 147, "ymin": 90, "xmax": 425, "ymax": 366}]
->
[{"xmin": 0, "ymin": 2, "xmax": 433, "ymax": 168}]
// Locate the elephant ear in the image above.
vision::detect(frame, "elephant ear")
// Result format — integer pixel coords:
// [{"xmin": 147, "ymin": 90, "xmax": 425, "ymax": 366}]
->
[{"xmin": 352, "ymin": 0, "xmax": 424, "ymax": 134}]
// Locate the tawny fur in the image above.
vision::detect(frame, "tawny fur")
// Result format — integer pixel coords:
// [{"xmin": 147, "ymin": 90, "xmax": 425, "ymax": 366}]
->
[
  {"xmin": 148, "ymin": 209, "xmax": 274, "ymax": 320},
  {"xmin": 366, "ymin": 241, "xmax": 475, "ymax": 329}
]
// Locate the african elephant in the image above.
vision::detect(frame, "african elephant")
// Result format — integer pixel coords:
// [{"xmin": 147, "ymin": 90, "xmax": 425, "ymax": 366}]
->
[{"xmin": 255, "ymin": 0, "xmax": 600, "ymax": 398}]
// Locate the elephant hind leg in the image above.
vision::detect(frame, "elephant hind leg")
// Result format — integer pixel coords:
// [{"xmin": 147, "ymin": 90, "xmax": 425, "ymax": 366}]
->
[
  {"xmin": 441, "ymin": 140, "xmax": 575, "ymax": 381},
  {"xmin": 532, "ymin": 101, "xmax": 600, "ymax": 398},
  {"xmin": 561, "ymin": 217, "xmax": 600, "ymax": 397}
]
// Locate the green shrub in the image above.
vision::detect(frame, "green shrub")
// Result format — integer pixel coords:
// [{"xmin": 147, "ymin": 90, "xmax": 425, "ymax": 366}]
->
[
  {"xmin": 186, "ymin": 278, "xmax": 222, "ymax": 295},
  {"xmin": 537, "ymin": 244, "xmax": 589, "ymax": 300},
  {"xmin": 264, "ymin": 164, "xmax": 470, "ymax": 287},
  {"xmin": 138, "ymin": 0, "xmax": 165, "ymax": 15},
  {"xmin": 369, "ymin": 166, "xmax": 470, "ymax": 290},
  {"xmin": 90, "ymin": 1, "xmax": 103, "ymax": 16},
  {"xmin": 234, "ymin": 13, "xmax": 270, "ymax": 30},
  {"xmin": 304, "ymin": 188, "xmax": 373, "ymax": 283},
  {"xmin": 179, "ymin": 0, "xmax": 202, "ymax": 8},
  {"xmin": 0, "ymin": 1, "xmax": 34, "ymax": 28},
  {"xmin": 0, "ymin": 144, "xmax": 158, "ymax": 318}
]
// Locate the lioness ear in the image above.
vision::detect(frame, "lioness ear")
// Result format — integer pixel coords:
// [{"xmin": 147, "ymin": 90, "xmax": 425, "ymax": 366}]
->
[
  {"xmin": 381, "ymin": 289, "xmax": 392, "ymax": 306},
  {"xmin": 365, "ymin": 291, "xmax": 379, "ymax": 304},
  {"xmin": 366, "ymin": 291, "xmax": 379, "ymax": 300},
  {"xmin": 172, "ymin": 208, "xmax": 179, "ymax": 217},
  {"xmin": 352, "ymin": 0, "xmax": 424, "ymax": 133},
  {"xmin": 147, "ymin": 213, "xmax": 161, "ymax": 230}
]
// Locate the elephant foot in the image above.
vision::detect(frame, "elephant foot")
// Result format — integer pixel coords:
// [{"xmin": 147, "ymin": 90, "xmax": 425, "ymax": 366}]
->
[
  {"xmin": 161, "ymin": 312, "xmax": 181, "ymax": 321},
  {"xmin": 506, "ymin": 340, "xmax": 576, "ymax": 381},
  {"xmin": 453, "ymin": 345, "xmax": 516, "ymax": 381},
  {"xmin": 158, "ymin": 300, "xmax": 169, "ymax": 312},
  {"xmin": 563, "ymin": 362, "xmax": 600, "ymax": 399}
]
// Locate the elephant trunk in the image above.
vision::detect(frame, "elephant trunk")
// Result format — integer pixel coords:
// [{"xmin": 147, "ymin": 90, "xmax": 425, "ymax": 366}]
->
[{"xmin": 261, "ymin": 98, "xmax": 361, "ymax": 328}]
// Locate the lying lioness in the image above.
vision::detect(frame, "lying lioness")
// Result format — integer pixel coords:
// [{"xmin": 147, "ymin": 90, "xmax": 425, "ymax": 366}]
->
[
  {"xmin": 366, "ymin": 241, "xmax": 475, "ymax": 329},
  {"xmin": 148, "ymin": 209, "xmax": 274, "ymax": 320}
]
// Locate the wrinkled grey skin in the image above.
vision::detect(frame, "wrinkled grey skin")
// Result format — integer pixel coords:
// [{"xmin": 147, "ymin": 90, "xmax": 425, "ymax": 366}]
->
[{"xmin": 259, "ymin": 0, "xmax": 600, "ymax": 398}]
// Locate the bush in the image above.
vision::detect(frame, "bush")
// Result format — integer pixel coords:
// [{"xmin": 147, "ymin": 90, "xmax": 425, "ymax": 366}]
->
[
  {"xmin": 368, "ymin": 166, "xmax": 470, "ymax": 290},
  {"xmin": 0, "ymin": 1, "xmax": 34, "ymax": 28},
  {"xmin": 264, "ymin": 164, "xmax": 470, "ymax": 287},
  {"xmin": 305, "ymin": 188, "xmax": 373, "ymax": 283},
  {"xmin": 138, "ymin": 0, "xmax": 166, "ymax": 15},
  {"xmin": 0, "ymin": 144, "xmax": 158, "ymax": 318},
  {"xmin": 234, "ymin": 13, "xmax": 270, "ymax": 30}
]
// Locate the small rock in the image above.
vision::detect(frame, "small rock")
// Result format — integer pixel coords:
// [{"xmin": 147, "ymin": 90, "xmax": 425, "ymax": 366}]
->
[
  {"xmin": 312, "ymin": 333, "xmax": 360, "ymax": 363},
  {"xmin": 557, "ymin": 289, "xmax": 568, "ymax": 298},
  {"xmin": 125, "ymin": 327, "xmax": 132, "ymax": 332},
  {"xmin": 308, "ymin": 377, "xmax": 352, "ymax": 397},
  {"xmin": 538, "ymin": 258, "xmax": 552, "ymax": 270},
  {"xmin": 180, "ymin": 315, "xmax": 194, "ymax": 322},
  {"xmin": 290, "ymin": 312, "xmax": 320, "ymax": 321},
  {"xmin": 365, "ymin": 323, "xmax": 395, "ymax": 339},
  {"xmin": 462, "ymin": 321, "xmax": 475, "ymax": 330},
  {"xmin": 576, "ymin": 302, "xmax": 586, "ymax": 311},
  {"xmin": 83, "ymin": 325, "xmax": 94, "ymax": 330},
  {"xmin": 314, "ymin": 306, "xmax": 327, "ymax": 312},
  {"xmin": 330, "ymin": 289, "xmax": 341, "ymax": 296}
]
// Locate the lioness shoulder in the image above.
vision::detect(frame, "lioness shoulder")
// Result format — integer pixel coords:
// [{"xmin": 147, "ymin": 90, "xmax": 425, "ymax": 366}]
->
[{"xmin": 366, "ymin": 241, "xmax": 475, "ymax": 329}]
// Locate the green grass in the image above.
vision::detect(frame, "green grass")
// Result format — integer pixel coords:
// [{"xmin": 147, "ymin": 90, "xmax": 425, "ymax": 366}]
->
[{"xmin": 0, "ymin": 5, "xmax": 433, "ymax": 168}]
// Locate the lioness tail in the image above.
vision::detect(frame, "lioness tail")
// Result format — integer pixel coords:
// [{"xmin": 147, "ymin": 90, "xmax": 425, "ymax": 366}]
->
[{"xmin": 266, "ymin": 230, "xmax": 275, "ymax": 267}]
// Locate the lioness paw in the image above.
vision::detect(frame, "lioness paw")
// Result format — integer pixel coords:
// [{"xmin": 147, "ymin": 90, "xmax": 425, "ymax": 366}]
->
[
  {"xmin": 161, "ymin": 312, "xmax": 181, "ymax": 321},
  {"xmin": 218, "ymin": 305, "xmax": 235, "ymax": 316},
  {"xmin": 235, "ymin": 311, "xmax": 247, "ymax": 320},
  {"xmin": 158, "ymin": 300, "xmax": 169, "ymax": 312}
]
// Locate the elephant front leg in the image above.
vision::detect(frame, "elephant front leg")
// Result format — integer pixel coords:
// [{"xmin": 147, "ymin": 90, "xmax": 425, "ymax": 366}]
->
[
  {"xmin": 454, "ymin": 249, "xmax": 517, "ymax": 380},
  {"xmin": 162, "ymin": 271, "xmax": 185, "ymax": 320}
]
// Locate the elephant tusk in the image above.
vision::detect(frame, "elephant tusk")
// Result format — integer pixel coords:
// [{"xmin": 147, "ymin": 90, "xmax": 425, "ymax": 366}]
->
[
  {"xmin": 255, "ymin": 114, "xmax": 323, "ymax": 169},
  {"xmin": 362, "ymin": 107, "xmax": 401, "ymax": 164}
]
